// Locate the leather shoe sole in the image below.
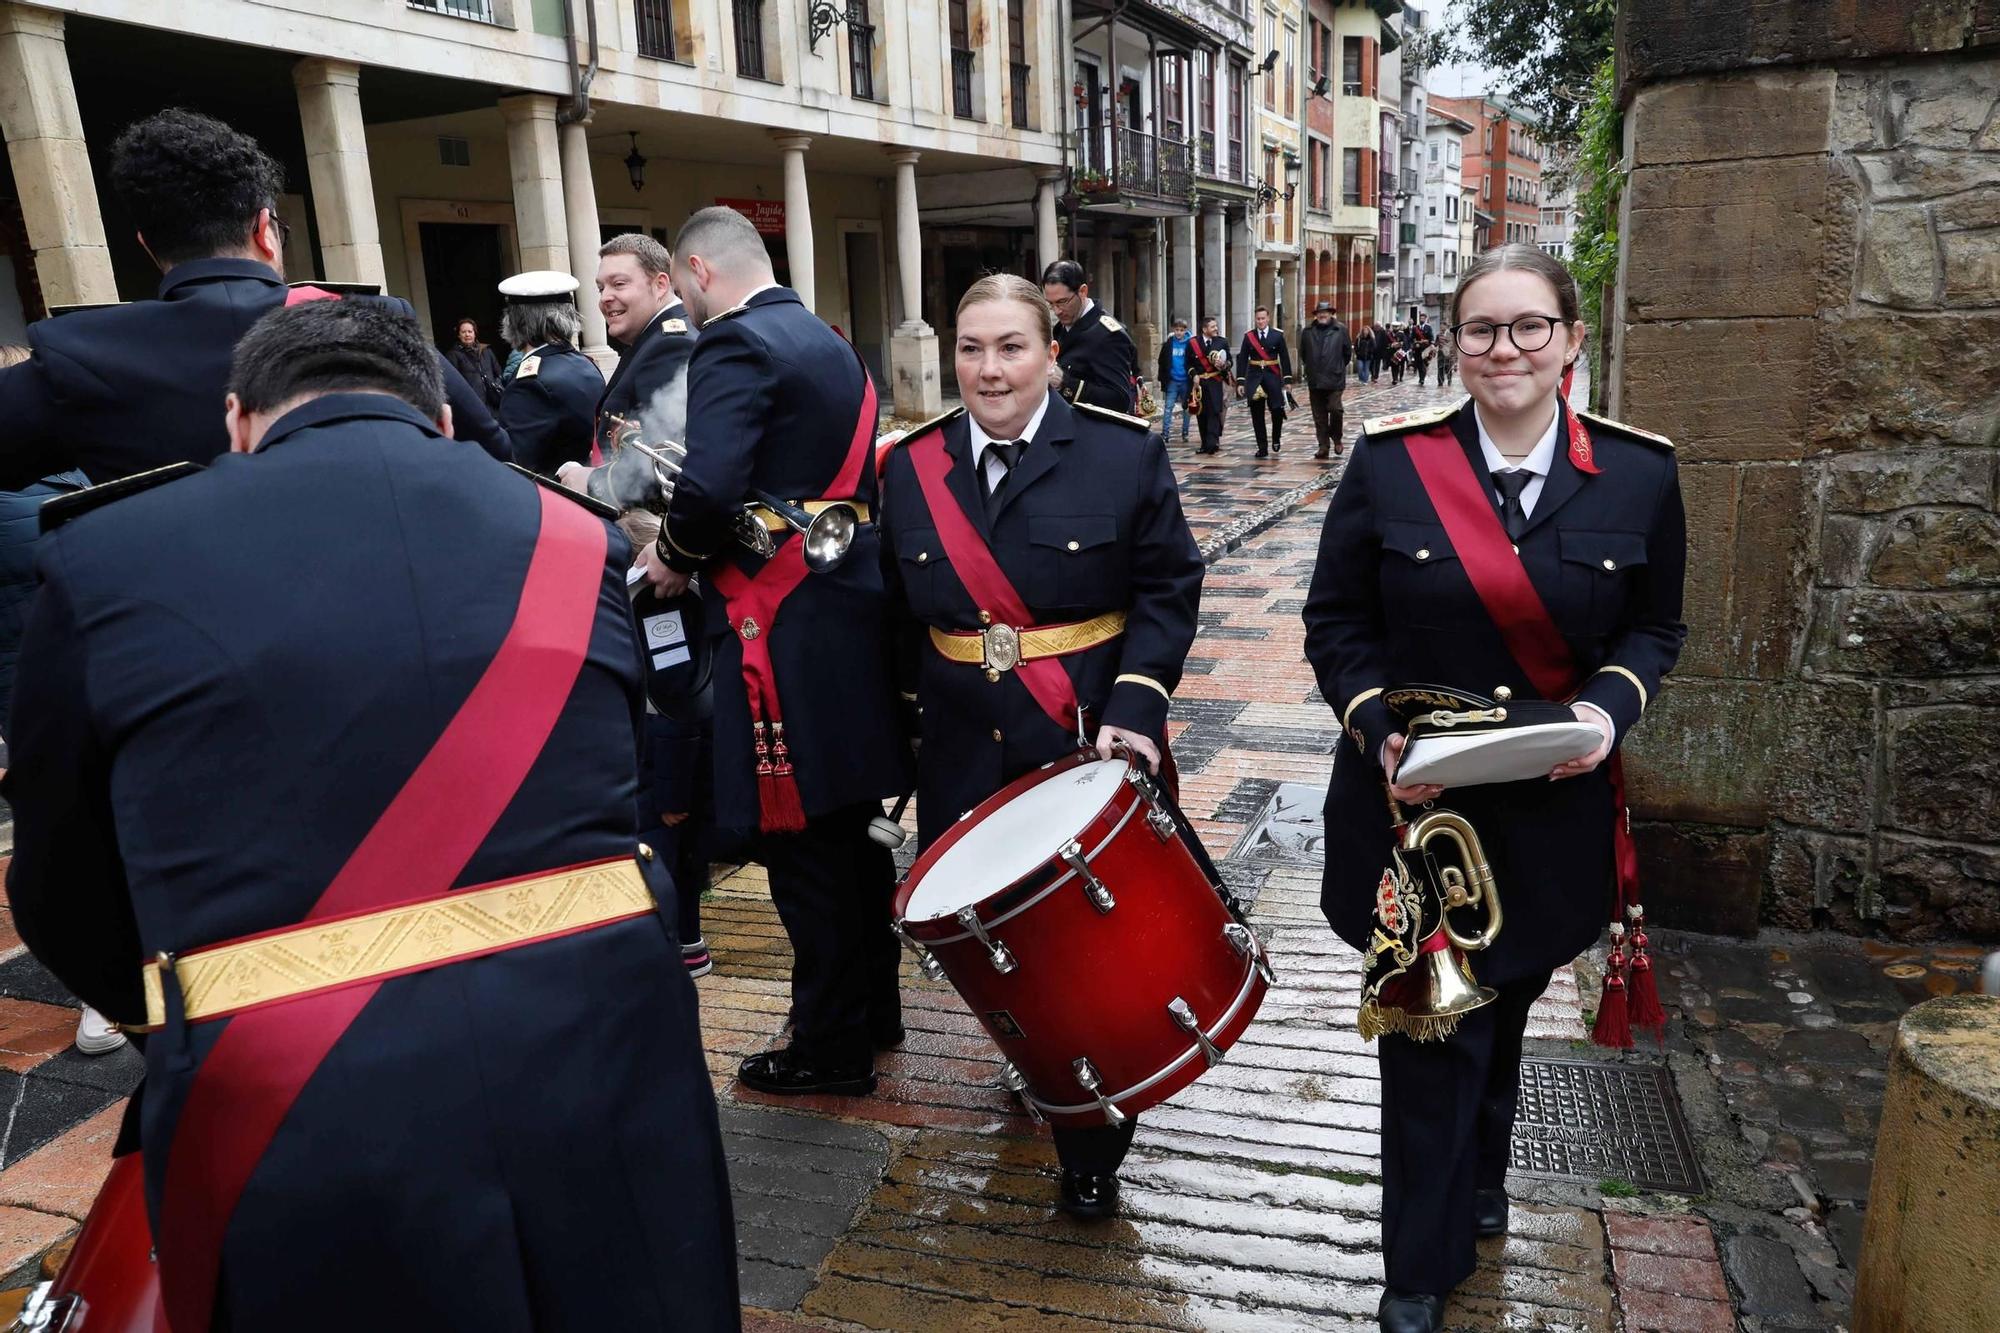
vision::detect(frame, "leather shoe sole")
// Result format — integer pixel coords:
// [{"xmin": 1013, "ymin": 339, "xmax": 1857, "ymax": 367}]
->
[
  {"xmin": 1377, "ymin": 1290, "xmax": 1444, "ymax": 1333},
  {"xmin": 1474, "ymin": 1187, "xmax": 1508, "ymax": 1238}
]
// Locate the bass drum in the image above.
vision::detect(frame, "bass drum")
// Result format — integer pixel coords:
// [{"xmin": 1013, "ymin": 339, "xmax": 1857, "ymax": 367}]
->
[
  {"xmin": 894, "ymin": 750, "xmax": 1273, "ymax": 1127},
  {"xmin": 11, "ymin": 1154, "xmax": 158, "ymax": 1331}
]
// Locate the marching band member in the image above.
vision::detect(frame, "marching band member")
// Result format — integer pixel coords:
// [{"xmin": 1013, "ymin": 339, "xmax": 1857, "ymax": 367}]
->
[
  {"xmin": 497, "ymin": 270, "xmax": 602, "ymax": 476},
  {"xmin": 1191, "ymin": 315, "xmax": 1234, "ymax": 456},
  {"xmin": 1041, "ymin": 260, "xmax": 1141, "ymax": 412},
  {"xmin": 877, "ymin": 273, "xmax": 1203, "ymax": 1218},
  {"xmin": 5, "ymin": 300, "xmax": 737, "ymax": 1331},
  {"xmin": 1236, "ymin": 304, "xmax": 1293, "ymax": 458},
  {"xmin": 1302, "ymin": 245, "xmax": 1686, "ymax": 1333},
  {"xmin": 591, "ymin": 233, "xmax": 694, "ymax": 433},
  {"xmin": 639, "ymin": 205, "xmax": 910, "ymax": 1096}
]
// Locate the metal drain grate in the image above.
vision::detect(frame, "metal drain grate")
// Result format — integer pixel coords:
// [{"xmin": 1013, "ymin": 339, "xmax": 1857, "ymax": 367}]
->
[{"xmin": 1510, "ymin": 1058, "xmax": 1705, "ymax": 1195}]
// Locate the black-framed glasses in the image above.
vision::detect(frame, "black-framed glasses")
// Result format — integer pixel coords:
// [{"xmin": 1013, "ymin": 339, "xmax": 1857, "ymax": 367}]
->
[
  {"xmin": 267, "ymin": 209, "xmax": 292, "ymax": 250},
  {"xmin": 1449, "ymin": 314, "xmax": 1559, "ymax": 356}
]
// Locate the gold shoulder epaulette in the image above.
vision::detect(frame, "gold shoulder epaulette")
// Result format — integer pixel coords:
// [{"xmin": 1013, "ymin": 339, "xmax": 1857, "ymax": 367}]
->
[
  {"xmin": 40, "ymin": 462, "xmax": 203, "ymax": 534},
  {"xmin": 1099, "ymin": 314, "xmax": 1126, "ymax": 334},
  {"xmin": 887, "ymin": 406, "xmax": 965, "ymax": 448},
  {"xmin": 515, "ymin": 354, "xmax": 541, "ymax": 379},
  {"xmin": 659, "ymin": 316, "xmax": 688, "ymax": 336},
  {"xmin": 1575, "ymin": 407, "xmax": 1674, "ymax": 450},
  {"xmin": 1074, "ymin": 401, "xmax": 1150, "ymax": 431},
  {"xmin": 504, "ymin": 463, "xmax": 621, "ymax": 519},
  {"xmin": 1362, "ymin": 399, "xmax": 1462, "ymax": 437}
]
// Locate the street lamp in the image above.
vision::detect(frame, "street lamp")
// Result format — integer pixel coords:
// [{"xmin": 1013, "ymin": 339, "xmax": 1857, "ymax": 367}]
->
[
  {"xmin": 624, "ymin": 133, "xmax": 648, "ymax": 193},
  {"xmin": 1284, "ymin": 153, "xmax": 1302, "ymax": 201}
]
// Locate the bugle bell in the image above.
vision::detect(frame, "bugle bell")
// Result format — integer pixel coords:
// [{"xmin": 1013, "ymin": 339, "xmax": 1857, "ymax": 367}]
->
[{"xmin": 736, "ymin": 490, "xmax": 857, "ymax": 575}]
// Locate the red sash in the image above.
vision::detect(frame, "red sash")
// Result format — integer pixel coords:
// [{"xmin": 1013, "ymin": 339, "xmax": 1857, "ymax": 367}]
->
[
  {"xmin": 1399, "ymin": 418, "xmax": 1639, "ymax": 921},
  {"xmin": 153, "ymin": 487, "xmax": 608, "ymax": 1333},
  {"xmin": 707, "ymin": 359, "xmax": 878, "ymax": 833},
  {"xmin": 1246, "ymin": 329, "xmax": 1274, "ymax": 363},
  {"xmin": 905, "ymin": 430, "xmax": 1081, "ymax": 735}
]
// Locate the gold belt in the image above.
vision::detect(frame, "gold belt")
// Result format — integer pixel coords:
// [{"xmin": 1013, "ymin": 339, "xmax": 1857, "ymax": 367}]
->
[
  {"xmin": 747, "ymin": 499, "xmax": 871, "ymax": 532},
  {"xmin": 929, "ymin": 611, "xmax": 1126, "ymax": 679},
  {"xmin": 1251, "ymin": 359, "xmax": 1279, "ymax": 368},
  {"xmin": 133, "ymin": 856, "xmax": 656, "ymax": 1031}
]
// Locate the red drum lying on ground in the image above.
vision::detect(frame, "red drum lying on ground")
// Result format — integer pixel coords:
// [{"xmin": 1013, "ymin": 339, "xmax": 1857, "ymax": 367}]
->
[
  {"xmin": 894, "ymin": 750, "xmax": 1274, "ymax": 1127},
  {"xmin": 12, "ymin": 1153, "xmax": 158, "ymax": 1332}
]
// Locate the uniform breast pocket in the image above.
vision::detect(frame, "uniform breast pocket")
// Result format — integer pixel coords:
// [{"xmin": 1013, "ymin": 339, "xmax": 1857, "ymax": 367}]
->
[
  {"xmin": 894, "ymin": 527, "xmax": 958, "ymax": 618},
  {"xmin": 1557, "ymin": 529, "xmax": 1650, "ymax": 636},
  {"xmin": 1027, "ymin": 514, "xmax": 1123, "ymax": 611},
  {"xmin": 1379, "ymin": 521, "xmax": 1466, "ymax": 629}
]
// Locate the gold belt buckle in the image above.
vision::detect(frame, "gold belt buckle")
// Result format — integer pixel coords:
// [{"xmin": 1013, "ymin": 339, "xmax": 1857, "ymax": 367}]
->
[{"xmin": 982, "ymin": 622, "xmax": 1022, "ymax": 674}]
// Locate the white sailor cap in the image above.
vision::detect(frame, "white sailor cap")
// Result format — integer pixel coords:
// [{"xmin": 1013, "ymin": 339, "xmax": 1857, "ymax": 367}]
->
[{"xmin": 498, "ymin": 270, "xmax": 581, "ymax": 304}]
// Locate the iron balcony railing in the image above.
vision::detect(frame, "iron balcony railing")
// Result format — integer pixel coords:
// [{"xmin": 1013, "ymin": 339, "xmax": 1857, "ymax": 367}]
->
[
  {"xmin": 951, "ymin": 48, "xmax": 975, "ymax": 119},
  {"xmin": 635, "ymin": 0, "xmax": 675, "ymax": 59},
  {"xmin": 1229, "ymin": 139, "xmax": 1244, "ymax": 181},
  {"xmin": 1010, "ymin": 62, "xmax": 1031, "ymax": 128},
  {"xmin": 1196, "ymin": 130, "xmax": 1216, "ymax": 176},
  {"xmin": 1072, "ymin": 125, "xmax": 1194, "ymax": 204},
  {"xmin": 409, "ymin": 0, "xmax": 497, "ymax": 20}
]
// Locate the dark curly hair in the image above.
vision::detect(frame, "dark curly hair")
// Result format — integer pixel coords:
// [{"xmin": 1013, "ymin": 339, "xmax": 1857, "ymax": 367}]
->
[{"xmin": 109, "ymin": 109, "xmax": 285, "ymax": 266}]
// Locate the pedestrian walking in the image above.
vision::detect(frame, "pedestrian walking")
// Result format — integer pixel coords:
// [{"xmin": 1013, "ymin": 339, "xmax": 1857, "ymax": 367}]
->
[
  {"xmin": 1043, "ymin": 260, "xmax": 1141, "ymax": 412},
  {"xmin": 1191, "ymin": 316, "xmax": 1233, "ymax": 455},
  {"xmin": 1236, "ymin": 305, "xmax": 1293, "ymax": 457},
  {"xmin": 877, "ymin": 273, "xmax": 1202, "ymax": 1219},
  {"xmin": 1355, "ymin": 325, "xmax": 1376, "ymax": 384},
  {"xmin": 1412, "ymin": 325, "xmax": 1434, "ymax": 387},
  {"xmin": 1155, "ymin": 316, "xmax": 1196, "ymax": 443},
  {"xmin": 6, "ymin": 299, "xmax": 739, "ymax": 1332},
  {"xmin": 444, "ymin": 317, "xmax": 504, "ymax": 411},
  {"xmin": 1300, "ymin": 301, "xmax": 1352, "ymax": 459},
  {"xmin": 1303, "ymin": 244, "xmax": 1686, "ymax": 1333},
  {"xmin": 1388, "ymin": 330, "xmax": 1407, "ymax": 385},
  {"xmin": 639, "ymin": 205, "xmax": 909, "ymax": 1097}
]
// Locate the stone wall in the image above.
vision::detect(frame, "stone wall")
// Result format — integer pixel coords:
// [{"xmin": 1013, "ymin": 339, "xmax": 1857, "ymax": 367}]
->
[{"xmin": 1610, "ymin": 3, "xmax": 2000, "ymax": 940}]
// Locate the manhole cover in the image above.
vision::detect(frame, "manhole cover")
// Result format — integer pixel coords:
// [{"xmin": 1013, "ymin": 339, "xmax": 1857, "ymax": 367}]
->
[
  {"xmin": 1227, "ymin": 781, "xmax": 1326, "ymax": 863},
  {"xmin": 1509, "ymin": 1058, "xmax": 1705, "ymax": 1196}
]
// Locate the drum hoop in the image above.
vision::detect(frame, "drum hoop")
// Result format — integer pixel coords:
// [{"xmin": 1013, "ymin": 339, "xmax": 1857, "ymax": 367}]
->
[
  {"xmin": 908, "ymin": 789, "xmax": 1144, "ymax": 943},
  {"xmin": 1018, "ymin": 956, "xmax": 1265, "ymax": 1116}
]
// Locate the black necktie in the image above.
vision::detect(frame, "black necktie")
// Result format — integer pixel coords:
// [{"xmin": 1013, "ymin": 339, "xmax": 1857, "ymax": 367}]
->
[
  {"xmin": 985, "ymin": 439, "xmax": 1026, "ymax": 518},
  {"xmin": 1493, "ymin": 468, "xmax": 1532, "ymax": 541}
]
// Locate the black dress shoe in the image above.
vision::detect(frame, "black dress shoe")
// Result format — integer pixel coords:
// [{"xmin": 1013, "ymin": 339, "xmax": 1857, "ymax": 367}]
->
[
  {"xmin": 1377, "ymin": 1290, "xmax": 1445, "ymax": 1333},
  {"xmin": 1057, "ymin": 1170, "xmax": 1120, "ymax": 1220},
  {"xmin": 1474, "ymin": 1187, "xmax": 1509, "ymax": 1238},
  {"xmin": 738, "ymin": 1047, "xmax": 876, "ymax": 1097}
]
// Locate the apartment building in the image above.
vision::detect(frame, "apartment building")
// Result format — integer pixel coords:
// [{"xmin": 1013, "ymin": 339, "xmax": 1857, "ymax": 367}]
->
[
  {"xmin": 1248, "ymin": 0, "xmax": 1302, "ymax": 329},
  {"xmin": 1300, "ymin": 0, "xmax": 1395, "ymax": 334},
  {"xmin": 1417, "ymin": 103, "xmax": 1469, "ymax": 326},
  {"xmin": 0, "ymin": 0, "xmax": 1073, "ymax": 415},
  {"xmin": 1538, "ymin": 145, "xmax": 1576, "ymax": 259},
  {"xmin": 1431, "ymin": 89, "xmax": 1541, "ymax": 254}
]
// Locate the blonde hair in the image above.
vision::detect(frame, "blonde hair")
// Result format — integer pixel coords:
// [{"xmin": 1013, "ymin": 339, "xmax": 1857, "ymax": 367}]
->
[
  {"xmin": 955, "ymin": 273, "xmax": 1054, "ymax": 343},
  {"xmin": 0, "ymin": 344, "xmax": 28, "ymax": 370}
]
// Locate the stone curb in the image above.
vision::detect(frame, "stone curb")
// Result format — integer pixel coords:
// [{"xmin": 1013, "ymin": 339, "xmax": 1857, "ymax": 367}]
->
[{"xmin": 1196, "ymin": 466, "xmax": 1341, "ymax": 564}]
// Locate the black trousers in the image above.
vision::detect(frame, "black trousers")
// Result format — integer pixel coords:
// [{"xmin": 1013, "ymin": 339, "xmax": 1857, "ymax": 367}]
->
[
  {"xmin": 1307, "ymin": 387, "xmax": 1344, "ymax": 454},
  {"xmin": 1246, "ymin": 376, "xmax": 1286, "ymax": 451},
  {"xmin": 1377, "ymin": 969, "xmax": 1552, "ymax": 1296},
  {"xmin": 1195, "ymin": 380, "xmax": 1227, "ymax": 452},
  {"xmin": 759, "ymin": 801, "xmax": 902, "ymax": 1064}
]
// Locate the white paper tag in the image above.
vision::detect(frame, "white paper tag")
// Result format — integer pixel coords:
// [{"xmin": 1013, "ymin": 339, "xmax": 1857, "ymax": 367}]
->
[
  {"xmin": 650, "ymin": 644, "xmax": 692, "ymax": 670},
  {"xmin": 641, "ymin": 610, "xmax": 687, "ymax": 652}
]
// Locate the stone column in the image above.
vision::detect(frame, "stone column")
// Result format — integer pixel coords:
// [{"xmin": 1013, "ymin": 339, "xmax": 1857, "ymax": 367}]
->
[
  {"xmin": 557, "ymin": 109, "xmax": 612, "ymax": 372},
  {"xmin": 0, "ymin": 4, "xmax": 115, "ymax": 305},
  {"xmin": 1255, "ymin": 256, "xmax": 1277, "ymax": 322},
  {"xmin": 293, "ymin": 57, "xmax": 385, "ymax": 288},
  {"xmin": 500, "ymin": 94, "xmax": 569, "ymax": 275},
  {"xmin": 1201, "ymin": 203, "xmax": 1225, "ymax": 332},
  {"xmin": 1229, "ymin": 210, "xmax": 1255, "ymax": 337},
  {"xmin": 1129, "ymin": 227, "xmax": 1157, "ymax": 388},
  {"xmin": 771, "ymin": 132, "xmax": 815, "ymax": 311},
  {"xmin": 885, "ymin": 147, "xmax": 940, "ymax": 418},
  {"xmin": 1171, "ymin": 214, "xmax": 1197, "ymax": 329},
  {"xmin": 1033, "ymin": 166, "xmax": 1063, "ymax": 273}
]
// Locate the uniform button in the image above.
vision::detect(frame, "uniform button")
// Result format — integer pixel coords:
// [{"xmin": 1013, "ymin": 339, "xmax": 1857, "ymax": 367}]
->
[
  {"xmin": 1512, "ymin": 543, "xmax": 1520, "ymax": 555},
  {"xmin": 916, "ymin": 552, "xmax": 929, "ymax": 563},
  {"xmin": 991, "ymin": 729, "xmax": 1003, "ymax": 742},
  {"xmin": 1602, "ymin": 557, "xmax": 1617, "ymax": 570},
  {"xmin": 1415, "ymin": 548, "xmax": 1430, "ymax": 561},
  {"xmin": 1067, "ymin": 540, "xmax": 1080, "ymax": 552}
]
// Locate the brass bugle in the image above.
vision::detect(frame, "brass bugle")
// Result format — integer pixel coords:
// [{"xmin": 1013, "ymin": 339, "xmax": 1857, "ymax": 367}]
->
[{"xmin": 746, "ymin": 489, "xmax": 857, "ymax": 575}]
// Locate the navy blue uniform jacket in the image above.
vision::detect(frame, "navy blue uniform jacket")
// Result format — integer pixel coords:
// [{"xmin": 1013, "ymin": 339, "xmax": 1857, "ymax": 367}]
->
[
  {"xmin": 2, "ymin": 393, "xmax": 736, "ymax": 1330},
  {"xmin": 1054, "ymin": 303, "xmax": 1140, "ymax": 412},
  {"xmin": 0, "ymin": 259, "xmax": 508, "ymax": 489},
  {"xmin": 597, "ymin": 301, "xmax": 695, "ymax": 433},
  {"xmin": 1303, "ymin": 398, "xmax": 1686, "ymax": 985},
  {"xmin": 1237, "ymin": 326, "xmax": 1294, "ymax": 393},
  {"xmin": 878, "ymin": 395, "xmax": 1203, "ymax": 847},
  {"xmin": 658, "ymin": 287, "xmax": 907, "ymax": 829},
  {"xmin": 502, "ymin": 340, "xmax": 604, "ymax": 475}
]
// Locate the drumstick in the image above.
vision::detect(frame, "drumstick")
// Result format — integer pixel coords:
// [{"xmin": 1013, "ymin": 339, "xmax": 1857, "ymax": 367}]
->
[{"xmin": 868, "ymin": 792, "xmax": 913, "ymax": 848}]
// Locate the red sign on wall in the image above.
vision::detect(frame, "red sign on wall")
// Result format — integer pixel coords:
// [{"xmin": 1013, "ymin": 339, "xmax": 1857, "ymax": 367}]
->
[{"xmin": 716, "ymin": 198, "xmax": 786, "ymax": 236}]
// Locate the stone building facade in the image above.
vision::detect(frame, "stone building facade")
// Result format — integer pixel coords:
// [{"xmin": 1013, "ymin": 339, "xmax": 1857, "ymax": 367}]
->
[{"xmin": 1609, "ymin": 2, "xmax": 2000, "ymax": 941}]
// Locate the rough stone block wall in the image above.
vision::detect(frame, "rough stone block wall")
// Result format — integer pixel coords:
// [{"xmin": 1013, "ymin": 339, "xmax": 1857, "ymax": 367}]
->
[{"xmin": 1611, "ymin": 5, "xmax": 2000, "ymax": 940}]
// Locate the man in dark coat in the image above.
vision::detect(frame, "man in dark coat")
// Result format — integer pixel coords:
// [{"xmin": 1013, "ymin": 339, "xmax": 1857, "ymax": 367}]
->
[
  {"xmin": 497, "ymin": 270, "xmax": 605, "ymax": 476},
  {"xmin": 1191, "ymin": 315, "xmax": 1234, "ymax": 455},
  {"xmin": 1299, "ymin": 301, "xmax": 1353, "ymax": 459},
  {"xmin": 592, "ymin": 232, "xmax": 696, "ymax": 442},
  {"xmin": 4, "ymin": 300, "xmax": 736, "ymax": 1332},
  {"xmin": 1236, "ymin": 305, "xmax": 1293, "ymax": 457},
  {"xmin": 0, "ymin": 110, "xmax": 507, "ymax": 486},
  {"xmin": 1041, "ymin": 260, "xmax": 1140, "ymax": 412},
  {"xmin": 641, "ymin": 205, "xmax": 909, "ymax": 1096}
]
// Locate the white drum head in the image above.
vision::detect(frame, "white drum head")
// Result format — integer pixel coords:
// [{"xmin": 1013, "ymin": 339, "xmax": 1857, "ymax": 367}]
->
[
  {"xmin": 905, "ymin": 759, "xmax": 1129, "ymax": 922},
  {"xmin": 1395, "ymin": 721, "xmax": 1603, "ymax": 788}
]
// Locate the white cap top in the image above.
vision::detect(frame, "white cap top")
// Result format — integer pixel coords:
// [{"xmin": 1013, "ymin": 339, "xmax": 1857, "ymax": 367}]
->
[{"xmin": 499, "ymin": 270, "xmax": 581, "ymax": 301}]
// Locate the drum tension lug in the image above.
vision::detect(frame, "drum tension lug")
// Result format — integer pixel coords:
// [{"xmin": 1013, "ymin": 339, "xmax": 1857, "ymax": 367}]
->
[
  {"xmin": 1061, "ymin": 840, "xmax": 1116, "ymax": 914},
  {"xmin": 1126, "ymin": 767, "xmax": 1179, "ymax": 843},
  {"xmin": 1167, "ymin": 996, "xmax": 1225, "ymax": 1068},
  {"xmin": 892, "ymin": 922, "xmax": 947, "ymax": 982},
  {"xmin": 1223, "ymin": 922, "xmax": 1278, "ymax": 985},
  {"xmin": 1071, "ymin": 1057, "xmax": 1128, "ymax": 1127},
  {"xmin": 955, "ymin": 906, "xmax": 1016, "ymax": 974},
  {"xmin": 998, "ymin": 1062, "xmax": 1045, "ymax": 1123}
]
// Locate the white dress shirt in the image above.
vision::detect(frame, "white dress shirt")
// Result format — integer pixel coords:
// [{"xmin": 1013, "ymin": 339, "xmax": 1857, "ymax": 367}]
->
[
  {"xmin": 969, "ymin": 393, "xmax": 1052, "ymax": 493},
  {"xmin": 1473, "ymin": 401, "xmax": 1561, "ymax": 516}
]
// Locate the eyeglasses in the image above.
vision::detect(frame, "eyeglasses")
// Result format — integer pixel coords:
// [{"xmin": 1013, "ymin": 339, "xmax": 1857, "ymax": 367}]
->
[
  {"xmin": 1449, "ymin": 315, "xmax": 1560, "ymax": 356},
  {"xmin": 267, "ymin": 210, "xmax": 292, "ymax": 249}
]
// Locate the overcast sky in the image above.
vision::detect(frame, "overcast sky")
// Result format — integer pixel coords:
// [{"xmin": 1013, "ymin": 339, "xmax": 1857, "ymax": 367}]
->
[{"xmin": 1405, "ymin": 0, "xmax": 1498, "ymax": 99}]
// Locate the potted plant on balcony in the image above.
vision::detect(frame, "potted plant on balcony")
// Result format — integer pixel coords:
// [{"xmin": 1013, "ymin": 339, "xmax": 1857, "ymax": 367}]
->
[{"xmin": 1073, "ymin": 168, "xmax": 1115, "ymax": 197}]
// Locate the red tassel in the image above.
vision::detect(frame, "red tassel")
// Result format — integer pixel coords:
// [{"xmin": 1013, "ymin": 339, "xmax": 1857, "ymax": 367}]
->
[
  {"xmin": 760, "ymin": 722, "xmax": 808, "ymax": 833},
  {"xmin": 1593, "ymin": 924, "xmax": 1634, "ymax": 1050},
  {"xmin": 1625, "ymin": 906, "xmax": 1667, "ymax": 1038}
]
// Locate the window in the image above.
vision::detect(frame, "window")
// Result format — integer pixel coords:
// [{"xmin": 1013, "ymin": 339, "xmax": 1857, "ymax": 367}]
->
[
  {"xmin": 635, "ymin": 0, "xmax": 678, "ymax": 60},
  {"xmin": 848, "ymin": 0, "xmax": 877, "ymax": 99},
  {"xmin": 1447, "ymin": 140, "xmax": 1459, "ymax": 167},
  {"xmin": 1445, "ymin": 193, "xmax": 1457, "ymax": 223},
  {"xmin": 408, "ymin": 0, "xmax": 498, "ymax": 22},
  {"xmin": 1228, "ymin": 60, "xmax": 1246, "ymax": 179},
  {"xmin": 1283, "ymin": 23, "xmax": 1296, "ymax": 117},
  {"xmin": 1317, "ymin": 21, "xmax": 1332, "ymax": 87},
  {"xmin": 1307, "ymin": 16, "xmax": 1320, "ymax": 81},
  {"xmin": 949, "ymin": 0, "xmax": 974, "ymax": 119},
  {"xmin": 1161, "ymin": 54, "xmax": 1183, "ymax": 141},
  {"xmin": 1427, "ymin": 199, "xmax": 1436, "ymax": 217},
  {"xmin": 1007, "ymin": 0, "xmax": 1028, "ymax": 127},
  {"xmin": 1262, "ymin": 8, "xmax": 1276, "ymax": 109},
  {"xmin": 733, "ymin": 0, "xmax": 766, "ymax": 79},
  {"xmin": 1196, "ymin": 48, "xmax": 1216, "ymax": 172},
  {"xmin": 1342, "ymin": 147, "xmax": 1360, "ymax": 206},
  {"xmin": 1426, "ymin": 252, "xmax": 1436, "ymax": 275},
  {"xmin": 1428, "ymin": 142, "xmax": 1438, "ymax": 164},
  {"xmin": 1445, "ymin": 250, "xmax": 1456, "ymax": 276},
  {"xmin": 1341, "ymin": 36, "xmax": 1361, "ymax": 96}
]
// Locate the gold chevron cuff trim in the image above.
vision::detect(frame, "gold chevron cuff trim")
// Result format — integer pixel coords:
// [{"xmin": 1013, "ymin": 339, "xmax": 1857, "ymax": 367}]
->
[
  {"xmin": 1115, "ymin": 673, "xmax": 1170, "ymax": 700},
  {"xmin": 1595, "ymin": 665, "xmax": 1648, "ymax": 710},
  {"xmin": 659, "ymin": 522, "xmax": 709, "ymax": 561},
  {"xmin": 136, "ymin": 859, "xmax": 654, "ymax": 1030},
  {"xmin": 1342, "ymin": 687, "xmax": 1385, "ymax": 731}
]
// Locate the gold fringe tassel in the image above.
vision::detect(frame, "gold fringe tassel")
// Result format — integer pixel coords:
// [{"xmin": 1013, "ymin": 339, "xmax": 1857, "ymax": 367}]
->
[{"xmin": 1357, "ymin": 999, "xmax": 1465, "ymax": 1044}]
